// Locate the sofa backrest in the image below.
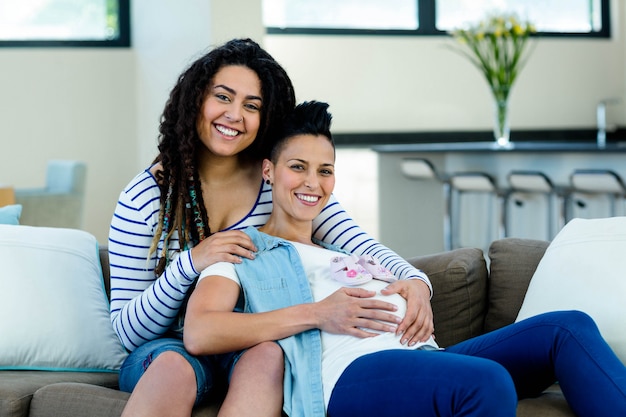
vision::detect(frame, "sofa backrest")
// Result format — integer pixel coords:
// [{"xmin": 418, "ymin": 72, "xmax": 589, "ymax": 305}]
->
[
  {"xmin": 407, "ymin": 247, "xmax": 488, "ymax": 348},
  {"xmin": 485, "ymin": 238, "xmax": 549, "ymax": 332},
  {"xmin": 408, "ymin": 238, "xmax": 549, "ymax": 348},
  {"xmin": 96, "ymin": 240, "xmax": 549, "ymax": 346},
  {"xmin": 46, "ymin": 160, "xmax": 87, "ymax": 194},
  {"xmin": 99, "ymin": 246, "xmax": 111, "ymax": 299}
]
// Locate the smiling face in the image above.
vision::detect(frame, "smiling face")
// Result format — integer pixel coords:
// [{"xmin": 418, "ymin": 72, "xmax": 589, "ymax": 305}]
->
[
  {"xmin": 264, "ymin": 134, "xmax": 335, "ymax": 225},
  {"xmin": 197, "ymin": 65, "xmax": 263, "ymax": 158}
]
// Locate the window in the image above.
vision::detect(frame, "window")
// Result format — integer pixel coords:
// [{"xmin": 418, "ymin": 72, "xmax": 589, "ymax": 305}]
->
[
  {"xmin": 437, "ymin": 0, "xmax": 605, "ymax": 34},
  {"xmin": 0, "ymin": 0, "xmax": 130, "ymax": 47},
  {"xmin": 263, "ymin": 0, "xmax": 610, "ymax": 37},
  {"xmin": 263, "ymin": 0, "xmax": 418, "ymax": 31}
]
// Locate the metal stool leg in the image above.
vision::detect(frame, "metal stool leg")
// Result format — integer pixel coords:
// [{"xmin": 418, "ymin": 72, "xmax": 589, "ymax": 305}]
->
[
  {"xmin": 442, "ymin": 181, "xmax": 452, "ymax": 252},
  {"xmin": 507, "ymin": 171, "xmax": 557, "ymax": 240},
  {"xmin": 449, "ymin": 172, "xmax": 506, "ymax": 250},
  {"xmin": 401, "ymin": 158, "xmax": 452, "ymax": 251}
]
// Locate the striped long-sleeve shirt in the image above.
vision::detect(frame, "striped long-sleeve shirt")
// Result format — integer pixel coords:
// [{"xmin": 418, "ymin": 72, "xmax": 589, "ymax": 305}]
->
[{"xmin": 109, "ymin": 168, "xmax": 431, "ymax": 351}]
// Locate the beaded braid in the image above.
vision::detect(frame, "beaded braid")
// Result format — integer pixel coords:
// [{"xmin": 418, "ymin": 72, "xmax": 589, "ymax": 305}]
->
[
  {"xmin": 188, "ymin": 173, "xmax": 207, "ymax": 242},
  {"xmin": 153, "ymin": 182, "xmax": 174, "ymax": 274},
  {"xmin": 181, "ymin": 158, "xmax": 208, "ymax": 249},
  {"xmin": 152, "ymin": 160, "xmax": 210, "ymax": 277},
  {"xmin": 151, "ymin": 187, "xmax": 207, "ymax": 275}
]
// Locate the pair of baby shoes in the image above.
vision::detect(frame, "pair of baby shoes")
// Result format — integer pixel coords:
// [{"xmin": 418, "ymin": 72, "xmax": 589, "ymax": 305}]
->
[{"xmin": 330, "ymin": 254, "xmax": 397, "ymax": 286}]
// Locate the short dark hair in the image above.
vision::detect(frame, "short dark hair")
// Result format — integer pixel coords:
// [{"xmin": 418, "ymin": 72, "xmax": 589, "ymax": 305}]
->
[{"xmin": 270, "ymin": 100, "xmax": 334, "ymax": 163}]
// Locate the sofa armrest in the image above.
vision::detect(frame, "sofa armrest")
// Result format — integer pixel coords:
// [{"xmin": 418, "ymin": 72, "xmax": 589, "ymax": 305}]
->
[
  {"xmin": 407, "ymin": 247, "xmax": 487, "ymax": 348},
  {"xmin": 485, "ymin": 238, "xmax": 549, "ymax": 332}
]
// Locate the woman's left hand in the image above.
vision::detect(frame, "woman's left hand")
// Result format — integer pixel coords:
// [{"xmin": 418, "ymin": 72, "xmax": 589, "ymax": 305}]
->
[{"xmin": 380, "ymin": 280, "xmax": 434, "ymax": 345}]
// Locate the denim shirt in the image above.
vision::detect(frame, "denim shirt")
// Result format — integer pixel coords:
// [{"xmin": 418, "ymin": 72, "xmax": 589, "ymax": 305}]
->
[{"xmin": 234, "ymin": 226, "xmax": 347, "ymax": 417}]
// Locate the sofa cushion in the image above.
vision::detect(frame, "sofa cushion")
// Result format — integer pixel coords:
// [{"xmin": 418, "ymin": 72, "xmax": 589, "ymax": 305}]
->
[
  {"xmin": 408, "ymin": 247, "xmax": 487, "ymax": 347},
  {"xmin": 485, "ymin": 238, "xmax": 549, "ymax": 332},
  {"xmin": 0, "ymin": 371, "xmax": 119, "ymax": 417},
  {"xmin": 29, "ymin": 382, "xmax": 223, "ymax": 417},
  {"xmin": 516, "ymin": 384, "xmax": 574, "ymax": 417},
  {"xmin": 29, "ymin": 383, "xmax": 128, "ymax": 417},
  {"xmin": 0, "ymin": 225, "xmax": 127, "ymax": 372},
  {"xmin": 516, "ymin": 217, "xmax": 626, "ymax": 364},
  {"xmin": 0, "ymin": 204, "xmax": 21, "ymax": 225}
]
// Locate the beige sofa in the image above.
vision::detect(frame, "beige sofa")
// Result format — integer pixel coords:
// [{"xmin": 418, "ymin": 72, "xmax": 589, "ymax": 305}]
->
[{"xmin": 0, "ymin": 237, "xmax": 576, "ymax": 417}]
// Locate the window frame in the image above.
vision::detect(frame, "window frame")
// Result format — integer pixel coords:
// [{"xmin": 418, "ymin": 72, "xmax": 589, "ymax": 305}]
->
[
  {"xmin": 266, "ymin": 0, "xmax": 611, "ymax": 38},
  {"xmin": 0, "ymin": 0, "xmax": 131, "ymax": 48}
]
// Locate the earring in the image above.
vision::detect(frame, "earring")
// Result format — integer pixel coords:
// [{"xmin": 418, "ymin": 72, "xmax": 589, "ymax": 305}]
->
[{"xmin": 265, "ymin": 179, "xmax": 271, "ymax": 185}]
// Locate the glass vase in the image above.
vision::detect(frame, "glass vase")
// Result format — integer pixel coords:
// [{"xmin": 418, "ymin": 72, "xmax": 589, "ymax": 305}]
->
[{"xmin": 492, "ymin": 92, "xmax": 511, "ymax": 148}]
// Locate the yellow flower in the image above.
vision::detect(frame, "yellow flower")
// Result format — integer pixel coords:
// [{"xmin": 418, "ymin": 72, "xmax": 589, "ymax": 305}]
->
[
  {"xmin": 448, "ymin": 13, "xmax": 535, "ymax": 99},
  {"xmin": 448, "ymin": 13, "xmax": 535, "ymax": 142}
]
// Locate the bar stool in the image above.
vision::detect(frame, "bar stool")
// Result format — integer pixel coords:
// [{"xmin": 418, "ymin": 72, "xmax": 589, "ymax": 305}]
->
[
  {"xmin": 507, "ymin": 170, "xmax": 562, "ymax": 240},
  {"xmin": 401, "ymin": 158, "xmax": 452, "ymax": 251},
  {"xmin": 448, "ymin": 172, "xmax": 507, "ymax": 250},
  {"xmin": 568, "ymin": 169, "xmax": 626, "ymax": 220}
]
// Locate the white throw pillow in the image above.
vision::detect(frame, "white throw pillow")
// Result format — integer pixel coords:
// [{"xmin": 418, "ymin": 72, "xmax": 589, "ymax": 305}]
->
[
  {"xmin": 516, "ymin": 217, "xmax": 626, "ymax": 364},
  {"xmin": 0, "ymin": 225, "xmax": 128, "ymax": 371}
]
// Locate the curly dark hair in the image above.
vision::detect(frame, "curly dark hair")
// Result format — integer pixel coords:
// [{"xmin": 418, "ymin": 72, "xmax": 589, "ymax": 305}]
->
[{"xmin": 151, "ymin": 38, "xmax": 296, "ymax": 275}]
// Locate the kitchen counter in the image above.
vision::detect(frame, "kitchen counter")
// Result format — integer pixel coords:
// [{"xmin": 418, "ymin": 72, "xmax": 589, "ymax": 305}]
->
[
  {"xmin": 373, "ymin": 141, "xmax": 626, "ymax": 153},
  {"xmin": 335, "ymin": 127, "xmax": 626, "ymax": 147},
  {"xmin": 374, "ymin": 140, "xmax": 626, "ymax": 258}
]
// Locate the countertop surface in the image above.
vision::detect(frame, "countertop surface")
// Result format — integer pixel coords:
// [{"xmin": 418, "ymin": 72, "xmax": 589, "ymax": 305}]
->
[{"xmin": 372, "ymin": 141, "xmax": 626, "ymax": 153}]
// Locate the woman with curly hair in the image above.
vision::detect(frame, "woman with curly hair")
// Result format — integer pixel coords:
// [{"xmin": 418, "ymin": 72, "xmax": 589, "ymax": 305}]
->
[{"xmin": 108, "ymin": 39, "xmax": 433, "ymax": 416}]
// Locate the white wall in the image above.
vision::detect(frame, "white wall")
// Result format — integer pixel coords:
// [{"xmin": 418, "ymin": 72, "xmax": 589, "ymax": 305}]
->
[
  {"xmin": 0, "ymin": 0, "xmax": 624, "ymax": 245},
  {"xmin": 0, "ymin": 48, "xmax": 135, "ymax": 243},
  {"xmin": 134, "ymin": 0, "xmax": 264, "ymax": 167},
  {"xmin": 133, "ymin": 0, "xmax": 212, "ymax": 172},
  {"xmin": 264, "ymin": 0, "xmax": 625, "ymax": 132}
]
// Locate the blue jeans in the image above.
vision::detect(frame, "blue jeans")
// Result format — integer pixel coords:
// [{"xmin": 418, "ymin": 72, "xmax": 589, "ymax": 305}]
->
[
  {"xmin": 118, "ymin": 337, "xmax": 236, "ymax": 405},
  {"xmin": 327, "ymin": 311, "xmax": 626, "ymax": 417}
]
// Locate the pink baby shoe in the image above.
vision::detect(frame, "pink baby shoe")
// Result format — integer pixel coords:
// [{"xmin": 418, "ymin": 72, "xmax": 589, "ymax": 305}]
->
[
  {"xmin": 330, "ymin": 254, "xmax": 373, "ymax": 286},
  {"xmin": 358, "ymin": 254, "xmax": 397, "ymax": 283}
]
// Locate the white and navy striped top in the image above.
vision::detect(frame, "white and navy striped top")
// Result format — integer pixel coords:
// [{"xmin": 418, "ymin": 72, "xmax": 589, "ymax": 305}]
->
[{"xmin": 109, "ymin": 168, "xmax": 431, "ymax": 351}]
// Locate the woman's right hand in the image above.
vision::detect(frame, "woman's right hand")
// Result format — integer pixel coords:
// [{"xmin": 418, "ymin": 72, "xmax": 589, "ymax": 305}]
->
[
  {"xmin": 190, "ymin": 230, "xmax": 257, "ymax": 272},
  {"xmin": 313, "ymin": 287, "xmax": 401, "ymax": 338}
]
